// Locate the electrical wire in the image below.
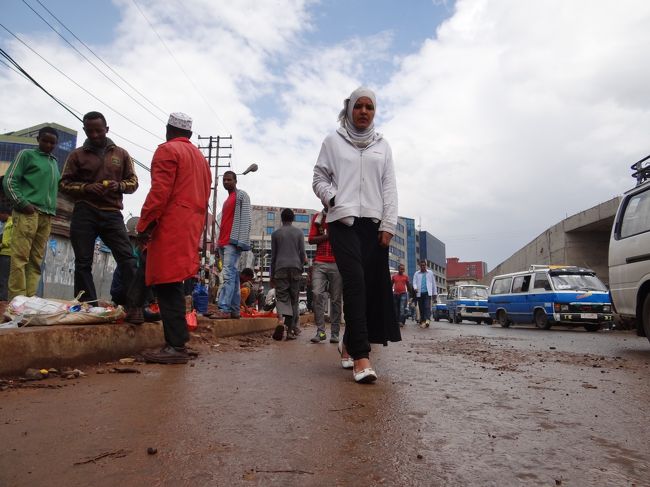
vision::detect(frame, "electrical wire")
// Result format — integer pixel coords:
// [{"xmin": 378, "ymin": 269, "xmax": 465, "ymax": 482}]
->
[
  {"xmin": 23, "ymin": 0, "xmax": 167, "ymax": 123},
  {"xmin": 0, "ymin": 47, "xmax": 82, "ymax": 123},
  {"xmin": 0, "ymin": 48, "xmax": 152, "ymax": 172},
  {"xmin": 34, "ymin": 0, "xmax": 169, "ymax": 119},
  {"xmin": 0, "ymin": 23, "xmax": 163, "ymax": 141},
  {"xmin": 130, "ymin": 0, "xmax": 230, "ymax": 133}
]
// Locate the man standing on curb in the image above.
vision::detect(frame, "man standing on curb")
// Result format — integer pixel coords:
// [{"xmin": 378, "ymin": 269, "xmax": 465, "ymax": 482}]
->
[
  {"xmin": 3, "ymin": 126, "xmax": 60, "ymax": 299},
  {"xmin": 212, "ymin": 171, "xmax": 251, "ymax": 319},
  {"xmin": 308, "ymin": 207, "xmax": 342, "ymax": 343},
  {"xmin": 271, "ymin": 208, "xmax": 306, "ymax": 341},
  {"xmin": 413, "ymin": 260, "xmax": 436, "ymax": 328},
  {"xmin": 137, "ymin": 113, "xmax": 211, "ymax": 364},
  {"xmin": 391, "ymin": 263, "xmax": 410, "ymax": 327},
  {"xmin": 60, "ymin": 111, "xmax": 140, "ymax": 321}
]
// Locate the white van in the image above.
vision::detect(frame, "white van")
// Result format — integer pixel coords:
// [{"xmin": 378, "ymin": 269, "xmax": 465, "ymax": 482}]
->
[{"xmin": 609, "ymin": 155, "xmax": 650, "ymax": 342}]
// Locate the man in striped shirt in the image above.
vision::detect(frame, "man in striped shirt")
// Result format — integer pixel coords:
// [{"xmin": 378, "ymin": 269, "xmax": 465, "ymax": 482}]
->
[
  {"xmin": 308, "ymin": 207, "xmax": 342, "ymax": 343},
  {"xmin": 212, "ymin": 171, "xmax": 251, "ymax": 319}
]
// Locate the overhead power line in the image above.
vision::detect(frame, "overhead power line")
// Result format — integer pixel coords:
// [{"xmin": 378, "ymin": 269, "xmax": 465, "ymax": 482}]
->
[
  {"xmin": 0, "ymin": 22, "xmax": 163, "ymax": 141},
  {"xmin": 130, "ymin": 0, "xmax": 230, "ymax": 133},
  {"xmin": 23, "ymin": 0, "xmax": 167, "ymax": 123},
  {"xmin": 0, "ymin": 48, "xmax": 152, "ymax": 172}
]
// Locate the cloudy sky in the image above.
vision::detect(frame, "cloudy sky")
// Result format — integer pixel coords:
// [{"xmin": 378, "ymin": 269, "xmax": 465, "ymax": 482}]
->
[{"xmin": 1, "ymin": 0, "xmax": 649, "ymax": 270}]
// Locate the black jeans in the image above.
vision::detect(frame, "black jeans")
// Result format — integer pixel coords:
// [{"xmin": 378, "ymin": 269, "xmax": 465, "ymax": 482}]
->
[
  {"xmin": 154, "ymin": 281, "xmax": 188, "ymax": 349},
  {"xmin": 70, "ymin": 203, "xmax": 136, "ymax": 304}
]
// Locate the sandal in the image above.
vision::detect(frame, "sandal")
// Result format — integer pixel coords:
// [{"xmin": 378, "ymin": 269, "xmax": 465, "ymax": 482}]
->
[{"xmin": 337, "ymin": 340, "xmax": 354, "ymax": 369}]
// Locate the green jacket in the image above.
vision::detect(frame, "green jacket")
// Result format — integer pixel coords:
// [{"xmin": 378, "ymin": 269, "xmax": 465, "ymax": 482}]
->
[{"xmin": 3, "ymin": 149, "xmax": 60, "ymax": 215}]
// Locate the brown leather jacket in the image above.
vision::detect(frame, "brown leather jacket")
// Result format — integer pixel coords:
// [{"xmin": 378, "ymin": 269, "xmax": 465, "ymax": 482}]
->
[{"xmin": 60, "ymin": 138, "xmax": 138, "ymax": 211}]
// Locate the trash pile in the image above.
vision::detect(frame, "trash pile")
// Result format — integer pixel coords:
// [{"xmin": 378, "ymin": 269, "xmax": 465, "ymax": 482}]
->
[{"xmin": 1, "ymin": 295, "xmax": 126, "ymax": 327}]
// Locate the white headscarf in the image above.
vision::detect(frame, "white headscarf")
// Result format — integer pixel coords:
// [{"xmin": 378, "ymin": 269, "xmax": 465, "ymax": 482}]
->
[{"xmin": 337, "ymin": 86, "xmax": 378, "ymax": 148}]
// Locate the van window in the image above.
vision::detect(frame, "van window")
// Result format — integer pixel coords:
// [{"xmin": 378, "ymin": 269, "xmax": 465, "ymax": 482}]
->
[
  {"xmin": 512, "ymin": 275, "xmax": 531, "ymax": 293},
  {"xmin": 533, "ymin": 272, "xmax": 552, "ymax": 291},
  {"xmin": 620, "ymin": 188, "xmax": 650, "ymax": 238},
  {"xmin": 491, "ymin": 277, "xmax": 512, "ymax": 295}
]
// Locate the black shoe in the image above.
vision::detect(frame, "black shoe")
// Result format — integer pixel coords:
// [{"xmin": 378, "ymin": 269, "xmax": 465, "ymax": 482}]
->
[
  {"xmin": 125, "ymin": 307, "xmax": 144, "ymax": 324},
  {"xmin": 272, "ymin": 324, "xmax": 284, "ymax": 341},
  {"xmin": 142, "ymin": 345, "xmax": 189, "ymax": 364}
]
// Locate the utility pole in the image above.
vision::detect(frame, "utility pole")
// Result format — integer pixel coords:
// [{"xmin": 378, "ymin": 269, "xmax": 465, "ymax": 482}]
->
[{"xmin": 197, "ymin": 135, "xmax": 232, "ymax": 266}]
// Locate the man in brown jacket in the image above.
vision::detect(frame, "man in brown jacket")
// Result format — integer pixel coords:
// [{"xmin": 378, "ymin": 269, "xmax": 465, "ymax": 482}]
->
[{"xmin": 60, "ymin": 111, "xmax": 141, "ymax": 321}]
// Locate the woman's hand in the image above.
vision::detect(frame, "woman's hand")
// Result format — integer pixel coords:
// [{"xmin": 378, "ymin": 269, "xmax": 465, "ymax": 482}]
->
[{"xmin": 378, "ymin": 231, "xmax": 393, "ymax": 248}]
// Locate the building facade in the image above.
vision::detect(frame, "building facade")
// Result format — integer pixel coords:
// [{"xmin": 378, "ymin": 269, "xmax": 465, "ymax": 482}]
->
[{"xmin": 446, "ymin": 257, "xmax": 488, "ymax": 285}]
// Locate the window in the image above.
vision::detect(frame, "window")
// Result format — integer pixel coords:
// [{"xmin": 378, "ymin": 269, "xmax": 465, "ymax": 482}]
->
[
  {"xmin": 533, "ymin": 272, "xmax": 551, "ymax": 291},
  {"xmin": 302, "ymin": 228, "xmax": 309, "ymax": 236},
  {"xmin": 267, "ymin": 212, "xmax": 275, "ymax": 220},
  {"xmin": 512, "ymin": 275, "xmax": 531, "ymax": 293},
  {"xmin": 491, "ymin": 277, "xmax": 512, "ymax": 295},
  {"xmin": 294, "ymin": 214, "xmax": 310, "ymax": 223},
  {"xmin": 266, "ymin": 226, "xmax": 273, "ymax": 235},
  {"xmin": 620, "ymin": 188, "xmax": 650, "ymax": 239}
]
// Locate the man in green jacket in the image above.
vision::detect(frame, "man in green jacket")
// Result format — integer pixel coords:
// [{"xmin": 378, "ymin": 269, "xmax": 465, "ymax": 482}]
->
[{"xmin": 2, "ymin": 126, "xmax": 60, "ymax": 299}]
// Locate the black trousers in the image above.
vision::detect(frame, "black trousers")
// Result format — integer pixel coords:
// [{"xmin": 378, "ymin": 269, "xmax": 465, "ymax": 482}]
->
[
  {"xmin": 154, "ymin": 281, "xmax": 188, "ymax": 349},
  {"xmin": 328, "ymin": 218, "xmax": 400, "ymax": 360},
  {"xmin": 70, "ymin": 203, "xmax": 136, "ymax": 304}
]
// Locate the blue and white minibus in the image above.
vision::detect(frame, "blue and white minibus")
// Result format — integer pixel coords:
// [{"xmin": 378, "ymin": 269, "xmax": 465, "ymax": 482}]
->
[
  {"xmin": 487, "ymin": 265, "xmax": 613, "ymax": 331},
  {"xmin": 447, "ymin": 285, "xmax": 492, "ymax": 325}
]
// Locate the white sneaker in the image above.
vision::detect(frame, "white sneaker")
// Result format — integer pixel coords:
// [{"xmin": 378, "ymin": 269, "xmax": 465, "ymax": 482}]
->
[
  {"xmin": 353, "ymin": 368, "xmax": 377, "ymax": 383},
  {"xmin": 338, "ymin": 340, "xmax": 354, "ymax": 369}
]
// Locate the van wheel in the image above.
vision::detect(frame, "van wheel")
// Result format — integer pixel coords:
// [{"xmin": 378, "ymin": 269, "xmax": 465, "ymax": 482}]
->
[
  {"xmin": 584, "ymin": 324, "xmax": 601, "ymax": 332},
  {"xmin": 642, "ymin": 294, "xmax": 650, "ymax": 343},
  {"xmin": 498, "ymin": 311, "xmax": 510, "ymax": 328},
  {"xmin": 534, "ymin": 309, "xmax": 552, "ymax": 330}
]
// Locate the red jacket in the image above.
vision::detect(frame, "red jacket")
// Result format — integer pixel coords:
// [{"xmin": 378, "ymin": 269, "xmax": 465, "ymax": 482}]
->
[{"xmin": 137, "ymin": 137, "xmax": 211, "ymax": 285}]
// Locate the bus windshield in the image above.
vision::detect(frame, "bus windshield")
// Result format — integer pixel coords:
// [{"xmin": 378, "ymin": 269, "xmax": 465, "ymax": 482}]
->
[
  {"xmin": 550, "ymin": 273, "xmax": 607, "ymax": 292},
  {"xmin": 459, "ymin": 287, "xmax": 488, "ymax": 299}
]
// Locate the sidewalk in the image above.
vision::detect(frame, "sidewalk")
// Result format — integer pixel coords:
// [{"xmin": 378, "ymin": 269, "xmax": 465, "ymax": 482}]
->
[{"xmin": 0, "ymin": 314, "xmax": 314, "ymax": 377}]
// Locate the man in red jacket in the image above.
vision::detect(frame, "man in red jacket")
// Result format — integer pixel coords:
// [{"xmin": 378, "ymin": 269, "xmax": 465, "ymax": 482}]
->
[{"xmin": 137, "ymin": 113, "xmax": 211, "ymax": 364}]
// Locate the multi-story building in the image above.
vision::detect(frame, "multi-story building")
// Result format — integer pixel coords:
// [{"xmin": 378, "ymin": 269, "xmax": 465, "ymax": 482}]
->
[
  {"xmin": 0, "ymin": 122, "xmax": 77, "ymax": 174},
  {"xmin": 419, "ymin": 231, "xmax": 447, "ymax": 296},
  {"xmin": 446, "ymin": 257, "xmax": 488, "ymax": 285}
]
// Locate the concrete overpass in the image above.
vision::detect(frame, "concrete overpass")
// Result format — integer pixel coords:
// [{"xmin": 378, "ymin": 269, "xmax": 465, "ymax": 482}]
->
[{"xmin": 482, "ymin": 197, "xmax": 621, "ymax": 286}]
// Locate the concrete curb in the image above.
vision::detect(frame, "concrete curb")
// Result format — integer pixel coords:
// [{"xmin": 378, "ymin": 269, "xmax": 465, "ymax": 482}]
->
[{"xmin": 0, "ymin": 313, "xmax": 314, "ymax": 377}]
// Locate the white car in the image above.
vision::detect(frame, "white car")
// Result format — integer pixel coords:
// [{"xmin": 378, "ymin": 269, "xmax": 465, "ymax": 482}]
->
[{"xmin": 609, "ymin": 156, "xmax": 650, "ymax": 342}]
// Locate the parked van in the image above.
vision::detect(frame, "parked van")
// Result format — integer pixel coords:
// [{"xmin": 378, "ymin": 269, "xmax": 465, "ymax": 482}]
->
[
  {"xmin": 488, "ymin": 265, "xmax": 612, "ymax": 331},
  {"xmin": 447, "ymin": 285, "xmax": 492, "ymax": 325},
  {"xmin": 433, "ymin": 294, "xmax": 449, "ymax": 322},
  {"xmin": 609, "ymin": 155, "xmax": 650, "ymax": 342}
]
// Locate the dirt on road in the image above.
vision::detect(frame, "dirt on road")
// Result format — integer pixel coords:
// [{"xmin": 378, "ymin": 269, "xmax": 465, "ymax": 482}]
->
[{"xmin": 1, "ymin": 321, "xmax": 649, "ymax": 486}]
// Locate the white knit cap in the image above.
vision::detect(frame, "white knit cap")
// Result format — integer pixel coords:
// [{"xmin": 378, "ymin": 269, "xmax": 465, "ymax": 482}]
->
[{"xmin": 168, "ymin": 112, "xmax": 192, "ymax": 130}]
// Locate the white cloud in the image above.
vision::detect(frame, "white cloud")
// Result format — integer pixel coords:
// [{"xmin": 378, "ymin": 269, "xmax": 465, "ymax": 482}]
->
[{"xmin": 1, "ymin": 0, "xmax": 649, "ymax": 269}]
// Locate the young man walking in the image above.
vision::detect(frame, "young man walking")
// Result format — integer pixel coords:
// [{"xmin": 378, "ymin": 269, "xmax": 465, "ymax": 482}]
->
[
  {"xmin": 3, "ymin": 126, "xmax": 60, "ymax": 299},
  {"xmin": 308, "ymin": 207, "xmax": 342, "ymax": 343},
  {"xmin": 413, "ymin": 260, "xmax": 437, "ymax": 328},
  {"xmin": 212, "ymin": 171, "xmax": 251, "ymax": 319},
  {"xmin": 137, "ymin": 113, "xmax": 211, "ymax": 364},
  {"xmin": 271, "ymin": 208, "xmax": 306, "ymax": 340},
  {"xmin": 391, "ymin": 263, "xmax": 410, "ymax": 327},
  {"xmin": 60, "ymin": 112, "xmax": 140, "ymax": 320}
]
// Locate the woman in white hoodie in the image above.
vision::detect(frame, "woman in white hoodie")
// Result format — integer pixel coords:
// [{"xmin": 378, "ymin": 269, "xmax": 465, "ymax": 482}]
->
[{"xmin": 312, "ymin": 87, "xmax": 400, "ymax": 384}]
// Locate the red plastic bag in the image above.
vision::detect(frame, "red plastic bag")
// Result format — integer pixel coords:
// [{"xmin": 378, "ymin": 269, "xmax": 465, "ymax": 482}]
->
[{"xmin": 185, "ymin": 310, "xmax": 198, "ymax": 331}]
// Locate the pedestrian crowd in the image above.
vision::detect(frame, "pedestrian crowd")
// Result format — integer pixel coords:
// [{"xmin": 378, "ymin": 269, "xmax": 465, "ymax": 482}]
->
[{"xmin": 1, "ymin": 86, "xmax": 440, "ymax": 383}]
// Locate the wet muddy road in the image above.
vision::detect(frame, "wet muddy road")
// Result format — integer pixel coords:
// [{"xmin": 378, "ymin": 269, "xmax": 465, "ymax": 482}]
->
[{"xmin": 1, "ymin": 320, "xmax": 649, "ymax": 486}]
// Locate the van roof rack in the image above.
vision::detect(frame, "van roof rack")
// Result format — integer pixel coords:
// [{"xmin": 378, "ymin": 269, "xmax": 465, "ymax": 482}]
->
[{"xmin": 631, "ymin": 153, "xmax": 650, "ymax": 186}]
